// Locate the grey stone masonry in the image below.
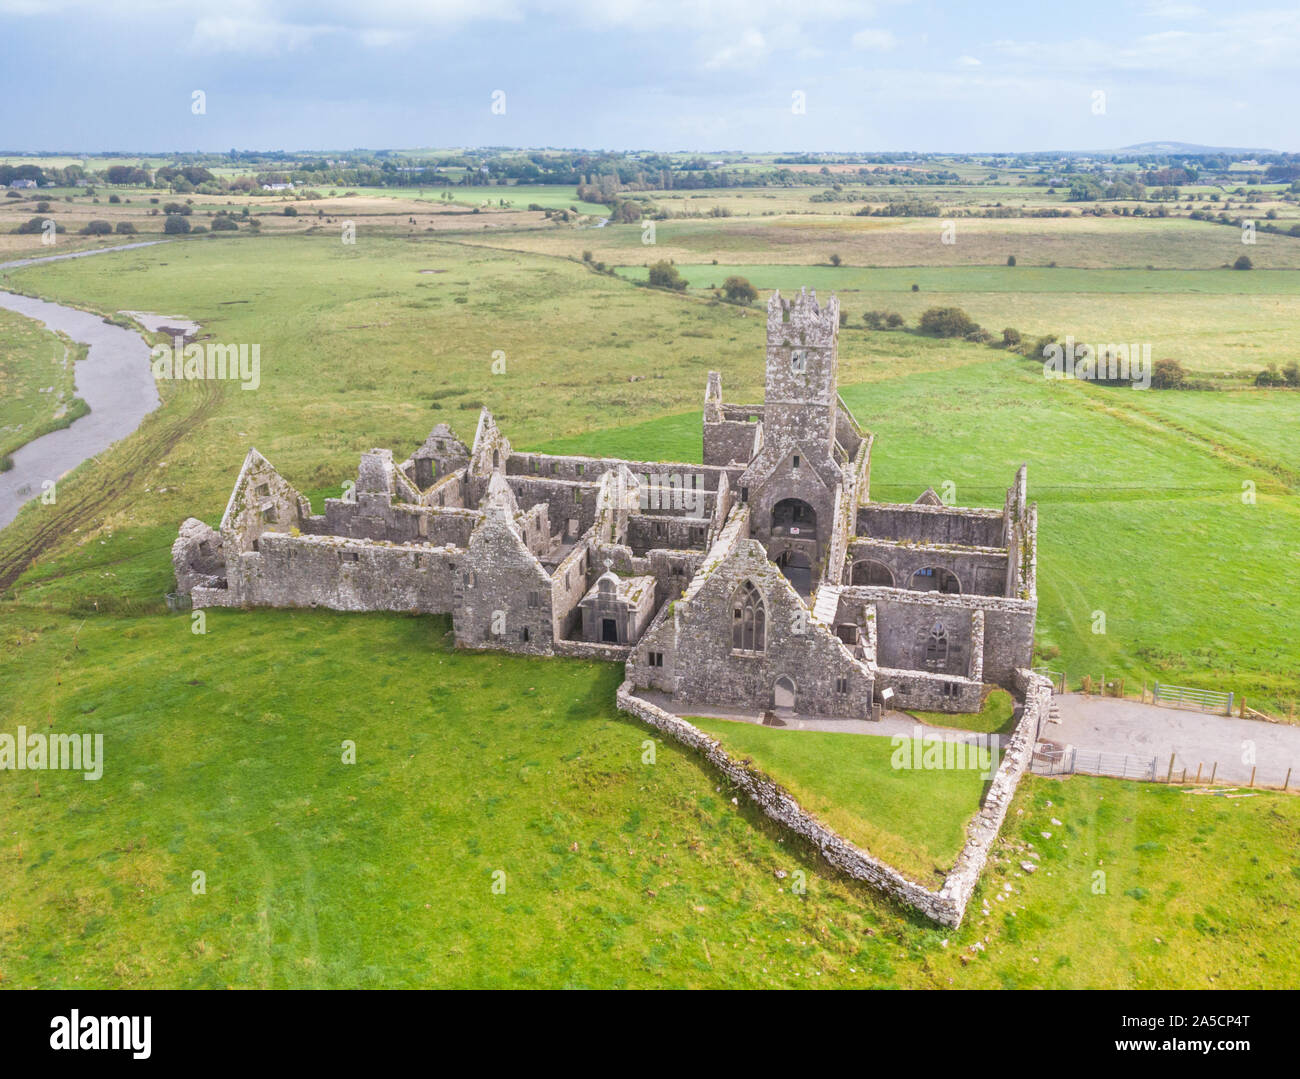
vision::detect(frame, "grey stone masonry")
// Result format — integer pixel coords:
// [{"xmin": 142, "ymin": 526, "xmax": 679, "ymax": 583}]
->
[{"xmin": 178, "ymin": 285, "xmax": 1037, "ymax": 718}]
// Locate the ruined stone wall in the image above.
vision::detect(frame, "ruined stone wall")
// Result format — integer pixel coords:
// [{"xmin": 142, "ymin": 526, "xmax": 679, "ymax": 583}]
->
[
  {"xmin": 857, "ymin": 504, "xmax": 1006, "ymax": 548},
  {"xmin": 221, "ymin": 532, "xmax": 458, "ymax": 612},
  {"xmin": 321, "ymin": 499, "xmax": 478, "ymax": 548},
  {"xmin": 846, "ymin": 537, "xmax": 1011, "ymax": 596},
  {"xmin": 632, "ymin": 529, "xmax": 873, "ymax": 718},
  {"xmin": 841, "ymin": 586, "xmax": 1035, "ymax": 687},
  {"xmin": 452, "ymin": 511, "xmax": 554, "ymax": 654},
  {"xmin": 616, "ymin": 668, "xmax": 1049, "ymax": 927},
  {"xmin": 704, "ymin": 418, "xmax": 761, "ymax": 468},
  {"xmin": 220, "ymin": 450, "xmax": 312, "ymax": 556},
  {"xmin": 874, "ymin": 666, "xmax": 983, "ymax": 712},
  {"xmin": 506, "ymin": 478, "xmax": 598, "ymax": 538},
  {"xmin": 550, "ymin": 541, "xmax": 593, "ymax": 640},
  {"xmin": 627, "ymin": 515, "xmax": 710, "ymax": 554}
]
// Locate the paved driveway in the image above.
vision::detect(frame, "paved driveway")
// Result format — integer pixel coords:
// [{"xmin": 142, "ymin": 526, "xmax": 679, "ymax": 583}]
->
[{"xmin": 1045, "ymin": 693, "xmax": 1300, "ymax": 787}]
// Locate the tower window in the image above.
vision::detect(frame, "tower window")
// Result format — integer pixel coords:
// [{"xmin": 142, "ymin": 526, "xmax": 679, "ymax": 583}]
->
[{"xmin": 792, "ymin": 455, "xmax": 800, "ymax": 470}]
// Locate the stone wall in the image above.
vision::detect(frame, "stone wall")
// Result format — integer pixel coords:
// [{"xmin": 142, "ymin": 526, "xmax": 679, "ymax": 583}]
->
[
  {"xmin": 846, "ymin": 537, "xmax": 1010, "ymax": 596},
  {"xmin": 219, "ymin": 531, "xmax": 458, "ymax": 613},
  {"xmin": 615, "ymin": 668, "xmax": 1051, "ymax": 927},
  {"xmin": 857, "ymin": 503, "xmax": 1006, "ymax": 548},
  {"xmin": 841, "ymin": 586, "xmax": 1035, "ymax": 688}
]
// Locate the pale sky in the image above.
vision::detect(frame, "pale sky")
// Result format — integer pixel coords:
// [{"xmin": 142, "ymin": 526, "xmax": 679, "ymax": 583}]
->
[{"xmin": 1, "ymin": 0, "xmax": 1295, "ymax": 152}]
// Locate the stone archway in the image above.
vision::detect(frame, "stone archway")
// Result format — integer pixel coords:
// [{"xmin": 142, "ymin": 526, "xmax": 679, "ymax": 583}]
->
[
  {"xmin": 911, "ymin": 566, "xmax": 961, "ymax": 594},
  {"xmin": 773, "ymin": 675, "xmax": 797, "ymax": 711},
  {"xmin": 771, "ymin": 498, "xmax": 817, "ymax": 542},
  {"xmin": 850, "ymin": 559, "xmax": 895, "ymax": 587}
]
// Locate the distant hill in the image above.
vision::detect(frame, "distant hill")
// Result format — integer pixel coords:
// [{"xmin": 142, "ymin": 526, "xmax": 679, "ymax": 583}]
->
[{"xmin": 1116, "ymin": 141, "xmax": 1277, "ymax": 155}]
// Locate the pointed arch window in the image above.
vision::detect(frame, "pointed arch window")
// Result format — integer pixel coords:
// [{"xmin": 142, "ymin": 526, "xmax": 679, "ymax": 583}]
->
[
  {"xmin": 924, "ymin": 622, "xmax": 949, "ymax": 671},
  {"xmin": 732, "ymin": 580, "xmax": 766, "ymax": 652}
]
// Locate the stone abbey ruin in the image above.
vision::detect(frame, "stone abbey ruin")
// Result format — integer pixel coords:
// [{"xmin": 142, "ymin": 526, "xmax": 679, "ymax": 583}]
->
[
  {"xmin": 174, "ymin": 287, "xmax": 1038, "ymax": 718},
  {"xmin": 172, "ymin": 286, "xmax": 1047, "ymax": 924}
]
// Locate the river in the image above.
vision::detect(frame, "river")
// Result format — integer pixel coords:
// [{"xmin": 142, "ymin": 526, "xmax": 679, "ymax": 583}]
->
[{"xmin": 0, "ymin": 241, "xmax": 189, "ymax": 529}]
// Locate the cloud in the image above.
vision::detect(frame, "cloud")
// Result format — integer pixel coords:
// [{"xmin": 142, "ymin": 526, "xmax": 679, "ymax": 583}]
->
[
  {"xmin": 851, "ymin": 28, "xmax": 897, "ymax": 51},
  {"xmin": 1142, "ymin": 1, "xmax": 1206, "ymax": 17},
  {"xmin": 956, "ymin": 55, "xmax": 981, "ymax": 66},
  {"xmin": 703, "ymin": 28, "xmax": 768, "ymax": 71}
]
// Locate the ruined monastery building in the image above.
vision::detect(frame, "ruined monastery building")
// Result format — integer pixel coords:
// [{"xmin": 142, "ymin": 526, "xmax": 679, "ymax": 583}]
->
[{"xmin": 174, "ymin": 288, "xmax": 1039, "ymax": 719}]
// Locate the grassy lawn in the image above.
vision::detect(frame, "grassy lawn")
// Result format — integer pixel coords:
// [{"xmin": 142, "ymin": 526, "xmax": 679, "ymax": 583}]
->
[
  {"xmin": 1, "ymin": 606, "xmax": 1297, "ymax": 988},
  {"xmin": 690, "ymin": 717, "xmax": 991, "ymax": 883},
  {"xmin": 0, "ymin": 307, "xmax": 87, "ymax": 466},
  {"xmin": 907, "ymin": 689, "xmax": 1016, "ymax": 735},
  {"xmin": 1, "ymin": 217, "xmax": 1298, "ymax": 988}
]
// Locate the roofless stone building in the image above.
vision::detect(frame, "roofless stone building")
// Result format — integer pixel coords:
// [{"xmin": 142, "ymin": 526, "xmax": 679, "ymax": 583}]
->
[{"xmin": 174, "ymin": 288, "xmax": 1038, "ymax": 718}]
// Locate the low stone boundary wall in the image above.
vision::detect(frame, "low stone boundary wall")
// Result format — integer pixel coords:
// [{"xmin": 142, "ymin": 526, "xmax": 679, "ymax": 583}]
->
[
  {"xmin": 615, "ymin": 668, "xmax": 1051, "ymax": 927},
  {"xmin": 555, "ymin": 639, "xmax": 633, "ymax": 661}
]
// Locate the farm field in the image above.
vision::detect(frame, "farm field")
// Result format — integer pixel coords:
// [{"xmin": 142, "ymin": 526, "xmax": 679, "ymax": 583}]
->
[
  {"xmin": 0, "ymin": 196, "xmax": 1298, "ymax": 991},
  {"xmin": 467, "ymin": 212, "xmax": 1300, "ymax": 270},
  {"xmin": 1, "ymin": 606, "xmax": 1298, "ymax": 989}
]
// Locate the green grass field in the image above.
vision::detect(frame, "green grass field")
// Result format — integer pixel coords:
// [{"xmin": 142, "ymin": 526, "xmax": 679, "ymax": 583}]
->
[
  {"xmin": 907, "ymin": 689, "xmax": 1016, "ymax": 734},
  {"xmin": 691, "ymin": 717, "xmax": 991, "ymax": 882},
  {"xmin": 0, "ymin": 307, "xmax": 88, "ymax": 466},
  {"xmin": 1, "ymin": 203, "xmax": 1298, "ymax": 988}
]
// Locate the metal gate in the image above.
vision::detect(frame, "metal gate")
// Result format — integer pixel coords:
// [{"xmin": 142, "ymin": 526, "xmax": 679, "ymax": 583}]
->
[
  {"xmin": 1153, "ymin": 682, "xmax": 1233, "ymax": 715},
  {"xmin": 1033, "ymin": 743, "xmax": 1157, "ymax": 781}
]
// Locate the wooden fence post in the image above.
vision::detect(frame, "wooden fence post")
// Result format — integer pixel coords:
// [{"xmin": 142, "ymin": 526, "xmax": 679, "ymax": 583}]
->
[
  {"xmin": 1196, "ymin": 762, "xmax": 1202, "ymax": 783},
  {"xmin": 1209, "ymin": 761, "xmax": 1217, "ymax": 784},
  {"xmin": 1166, "ymin": 753, "xmax": 1175, "ymax": 783},
  {"xmin": 1284, "ymin": 767, "xmax": 1292, "ymax": 791},
  {"xmin": 1250, "ymin": 765, "xmax": 1256, "ymax": 788}
]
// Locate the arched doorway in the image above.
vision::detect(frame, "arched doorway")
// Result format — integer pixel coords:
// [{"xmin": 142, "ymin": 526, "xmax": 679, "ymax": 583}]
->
[
  {"xmin": 771, "ymin": 498, "xmax": 817, "ymax": 541},
  {"xmin": 850, "ymin": 559, "xmax": 895, "ymax": 587},
  {"xmin": 776, "ymin": 549, "xmax": 813, "ymax": 595},
  {"xmin": 773, "ymin": 675, "xmax": 796, "ymax": 711},
  {"xmin": 911, "ymin": 566, "xmax": 961, "ymax": 594}
]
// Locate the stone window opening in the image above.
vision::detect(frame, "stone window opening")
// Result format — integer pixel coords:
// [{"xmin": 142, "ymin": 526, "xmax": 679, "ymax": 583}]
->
[
  {"xmin": 492, "ymin": 450, "xmax": 500, "ymax": 469},
  {"xmin": 792, "ymin": 454, "xmax": 800, "ymax": 470},
  {"xmin": 835, "ymin": 676, "xmax": 848, "ymax": 694},
  {"xmin": 520, "ymin": 626, "xmax": 530, "ymax": 643},
  {"xmin": 732, "ymin": 580, "xmax": 766, "ymax": 652},
  {"xmin": 648, "ymin": 651, "xmax": 664, "ymax": 667},
  {"xmin": 925, "ymin": 622, "xmax": 949, "ymax": 671},
  {"xmin": 573, "ymin": 488, "xmax": 581, "ymax": 503},
  {"xmin": 741, "ymin": 486, "xmax": 748, "ymax": 503},
  {"xmin": 255, "ymin": 482, "xmax": 269, "ymax": 497},
  {"xmin": 527, "ymin": 590, "xmax": 540, "ymax": 608},
  {"xmin": 261, "ymin": 506, "xmax": 278, "ymax": 524}
]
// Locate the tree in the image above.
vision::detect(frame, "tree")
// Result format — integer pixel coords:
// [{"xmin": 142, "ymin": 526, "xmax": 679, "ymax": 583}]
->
[
  {"xmin": 722, "ymin": 275, "xmax": 757, "ymax": 304},
  {"xmin": 163, "ymin": 214, "xmax": 191, "ymax": 234},
  {"xmin": 1254, "ymin": 363, "xmax": 1284, "ymax": 387},
  {"xmin": 1006, "ymin": 254, "xmax": 1016, "ymax": 266},
  {"xmin": 283, "ymin": 206, "xmax": 298, "ymax": 216},
  {"xmin": 211, "ymin": 217, "xmax": 238, "ymax": 231},
  {"xmin": 114, "ymin": 221, "xmax": 137, "ymax": 234},
  {"xmin": 1150, "ymin": 359, "xmax": 1186, "ymax": 389},
  {"xmin": 1001, "ymin": 327, "xmax": 1022, "ymax": 348},
  {"xmin": 79, "ymin": 220, "xmax": 112, "ymax": 235},
  {"xmin": 885, "ymin": 312, "xmax": 904, "ymax": 328},
  {"xmin": 829, "ymin": 253, "xmax": 842, "ymax": 266},
  {"xmin": 647, "ymin": 260, "xmax": 687, "ymax": 291},
  {"xmin": 863, "ymin": 310, "xmax": 885, "ymax": 330},
  {"xmin": 919, "ymin": 306, "xmax": 980, "ymax": 337},
  {"xmin": 1233, "ymin": 254, "xmax": 1252, "ymax": 270}
]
